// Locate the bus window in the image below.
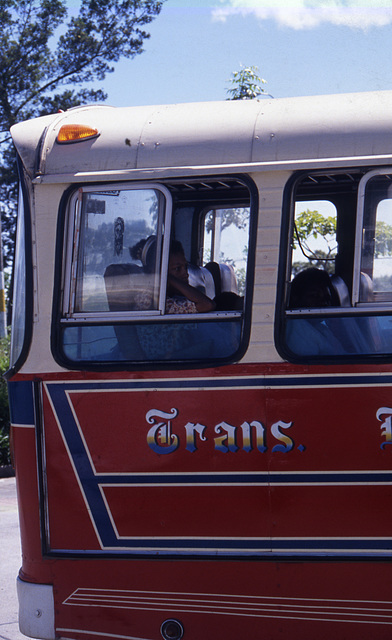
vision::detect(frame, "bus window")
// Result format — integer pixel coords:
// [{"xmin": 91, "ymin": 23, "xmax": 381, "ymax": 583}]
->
[
  {"xmin": 57, "ymin": 177, "xmax": 255, "ymax": 367},
  {"xmin": 10, "ymin": 184, "xmax": 31, "ymax": 369},
  {"xmin": 278, "ymin": 168, "xmax": 392, "ymax": 360}
]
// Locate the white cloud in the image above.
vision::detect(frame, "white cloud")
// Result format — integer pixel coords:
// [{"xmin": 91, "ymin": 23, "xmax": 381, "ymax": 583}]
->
[{"xmin": 212, "ymin": 0, "xmax": 392, "ymax": 30}]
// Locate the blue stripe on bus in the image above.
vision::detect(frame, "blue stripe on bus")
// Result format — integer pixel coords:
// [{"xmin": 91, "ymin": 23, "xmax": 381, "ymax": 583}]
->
[
  {"xmin": 98, "ymin": 538, "xmax": 392, "ymax": 551},
  {"xmin": 94, "ymin": 472, "xmax": 392, "ymax": 484},
  {"xmin": 50, "ymin": 539, "xmax": 392, "ymax": 556},
  {"xmin": 45, "ymin": 374, "xmax": 392, "ymax": 392}
]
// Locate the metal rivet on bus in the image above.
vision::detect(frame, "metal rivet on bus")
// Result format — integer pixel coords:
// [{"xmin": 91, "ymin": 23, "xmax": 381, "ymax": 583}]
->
[
  {"xmin": 35, "ymin": 610, "xmax": 42, "ymax": 618},
  {"xmin": 160, "ymin": 618, "xmax": 184, "ymax": 640},
  {"xmin": 155, "ymin": 142, "xmax": 161, "ymax": 147}
]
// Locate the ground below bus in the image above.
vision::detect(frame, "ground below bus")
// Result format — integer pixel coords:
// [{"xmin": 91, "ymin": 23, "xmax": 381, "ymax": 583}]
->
[{"xmin": 0, "ymin": 476, "xmax": 33, "ymax": 640}]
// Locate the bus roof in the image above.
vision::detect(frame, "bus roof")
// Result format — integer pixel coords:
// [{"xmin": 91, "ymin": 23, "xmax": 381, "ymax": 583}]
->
[{"xmin": 11, "ymin": 91, "xmax": 392, "ymax": 182}]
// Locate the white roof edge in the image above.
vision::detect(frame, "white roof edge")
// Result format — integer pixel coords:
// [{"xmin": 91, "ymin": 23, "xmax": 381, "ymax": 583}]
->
[{"xmin": 31, "ymin": 154, "xmax": 392, "ymax": 185}]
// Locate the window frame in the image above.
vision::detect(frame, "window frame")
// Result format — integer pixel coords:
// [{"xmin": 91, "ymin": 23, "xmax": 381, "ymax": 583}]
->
[
  {"xmin": 276, "ymin": 167, "xmax": 392, "ymax": 364},
  {"xmin": 53, "ymin": 175, "xmax": 258, "ymax": 370},
  {"xmin": 8, "ymin": 169, "xmax": 34, "ymax": 375},
  {"xmin": 353, "ymin": 167, "xmax": 392, "ymax": 310},
  {"xmin": 61, "ymin": 182, "xmax": 173, "ymax": 323}
]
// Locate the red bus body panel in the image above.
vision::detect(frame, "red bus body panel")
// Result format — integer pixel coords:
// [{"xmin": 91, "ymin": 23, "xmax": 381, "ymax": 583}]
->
[{"xmin": 10, "ymin": 362, "xmax": 392, "ymax": 639}]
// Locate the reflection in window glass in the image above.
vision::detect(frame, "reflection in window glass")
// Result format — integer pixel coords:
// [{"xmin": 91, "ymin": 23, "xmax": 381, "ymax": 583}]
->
[
  {"xmin": 361, "ymin": 174, "xmax": 392, "ymax": 302},
  {"xmin": 285, "ymin": 315, "xmax": 382, "ymax": 357},
  {"xmin": 71, "ymin": 188, "xmax": 164, "ymax": 314},
  {"xmin": 62, "ymin": 319, "xmax": 242, "ymax": 363},
  {"xmin": 10, "ymin": 187, "xmax": 27, "ymax": 366},
  {"xmin": 365, "ymin": 196, "xmax": 392, "ymax": 295}
]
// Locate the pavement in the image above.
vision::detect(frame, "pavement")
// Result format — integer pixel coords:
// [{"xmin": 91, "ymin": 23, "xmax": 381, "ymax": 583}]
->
[{"xmin": 0, "ymin": 476, "xmax": 33, "ymax": 640}]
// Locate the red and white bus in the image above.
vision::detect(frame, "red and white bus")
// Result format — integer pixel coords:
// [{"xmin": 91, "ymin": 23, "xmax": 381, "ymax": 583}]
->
[{"xmin": 8, "ymin": 91, "xmax": 392, "ymax": 640}]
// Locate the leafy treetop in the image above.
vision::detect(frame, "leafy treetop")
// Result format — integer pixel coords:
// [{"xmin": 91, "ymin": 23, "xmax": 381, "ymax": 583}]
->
[
  {"xmin": 0, "ymin": 0, "xmax": 163, "ymax": 130},
  {"xmin": 226, "ymin": 65, "xmax": 268, "ymax": 101},
  {"xmin": 0, "ymin": 0, "xmax": 164, "ymax": 266}
]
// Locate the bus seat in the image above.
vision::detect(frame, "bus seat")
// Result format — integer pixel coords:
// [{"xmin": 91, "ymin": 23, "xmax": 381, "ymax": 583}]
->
[
  {"xmin": 330, "ymin": 275, "xmax": 350, "ymax": 307},
  {"xmin": 220, "ymin": 263, "xmax": 238, "ymax": 294},
  {"xmin": 104, "ymin": 263, "xmax": 154, "ymax": 312},
  {"xmin": 330, "ymin": 272, "xmax": 375, "ymax": 307},
  {"xmin": 187, "ymin": 263, "xmax": 216, "ymax": 299},
  {"xmin": 205, "ymin": 262, "xmax": 238, "ymax": 297},
  {"xmin": 358, "ymin": 272, "xmax": 382, "ymax": 351},
  {"xmin": 360, "ymin": 272, "xmax": 374, "ymax": 302}
]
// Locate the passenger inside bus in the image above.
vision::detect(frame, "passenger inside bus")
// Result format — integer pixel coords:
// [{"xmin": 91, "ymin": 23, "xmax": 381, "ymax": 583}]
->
[
  {"xmin": 129, "ymin": 236, "xmax": 241, "ymax": 314},
  {"xmin": 289, "ymin": 268, "xmax": 336, "ymax": 309},
  {"xmin": 286, "ymin": 268, "xmax": 346, "ymax": 355},
  {"xmin": 166, "ymin": 240, "xmax": 216, "ymax": 313}
]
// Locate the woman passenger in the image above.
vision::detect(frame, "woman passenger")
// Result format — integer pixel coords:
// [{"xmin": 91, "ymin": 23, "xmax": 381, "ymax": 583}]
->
[{"xmin": 166, "ymin": 240, "xmax": 216, "ymax": 313}]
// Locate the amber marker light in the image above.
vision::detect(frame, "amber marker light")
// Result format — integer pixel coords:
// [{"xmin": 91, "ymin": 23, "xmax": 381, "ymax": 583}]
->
[{"xmin": 56, "ymin": 124, "xmax": 99, "ymax": 143}]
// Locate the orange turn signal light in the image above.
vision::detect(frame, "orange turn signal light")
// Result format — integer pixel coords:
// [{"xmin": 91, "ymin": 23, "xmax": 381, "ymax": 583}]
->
[{"xmin": 57, "ymin": 124, "xmax": 99, "ymax": 143}]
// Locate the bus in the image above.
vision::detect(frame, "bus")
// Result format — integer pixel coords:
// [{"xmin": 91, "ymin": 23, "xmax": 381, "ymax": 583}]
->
[{"xmin": 7, "ymin": 91, "xmax": 392, "ymax": 640}]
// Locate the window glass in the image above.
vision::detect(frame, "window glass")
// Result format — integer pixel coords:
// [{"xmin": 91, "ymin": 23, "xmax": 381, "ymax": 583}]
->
[
  {"xmin": 61, "ymin": 320, "xmax": 241, "ymax": 362},
  {"xmin": 10, "ymin": 186, "xmax": 27, "ymax": 367},
  {"xmin": 285, "ymin": 196, "xmax": 346, "ymax": 358},
  {"xmin": 372, "ymin": 198, "xmax": 392, "ymax": 293},
  {"xmin": 292, "ymin": 200, "xmax": 337, "ymax": 278},
  {"xmin": 66, "ymin": 187, "xmax": 165, "ymax": 316}
]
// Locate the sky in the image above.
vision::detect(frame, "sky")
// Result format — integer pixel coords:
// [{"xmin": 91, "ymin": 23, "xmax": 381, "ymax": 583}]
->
[{"xmin": 78, "ymin": 0, "xmax": 392, "ymax": 108}]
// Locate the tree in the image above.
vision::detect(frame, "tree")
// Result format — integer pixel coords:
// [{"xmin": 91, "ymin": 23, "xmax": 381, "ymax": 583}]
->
[
  {"xmin": 0, "ymin": 0, "xmax": 164, "ymax": 267},
  {"xmin": 291, "ymin": 209, "xmax": 337, "ymax": 275},
  {"xmin": 294, "ymin": 209, "xmax": 337, "ymax": 257},
  {"xmin": 205, "ymin": 207, "xmax": 249, "ymax": 235},
  {"xmin": 374, "ymin": 220, "xmax": 392, "ymax": 257},
  {"xmin": 226, "ymin": 65, "xmax": 268, "ymax": 101}
]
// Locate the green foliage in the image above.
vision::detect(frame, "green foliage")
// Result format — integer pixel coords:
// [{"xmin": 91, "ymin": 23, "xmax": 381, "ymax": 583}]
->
[
  {"xmin": 294, "ymin": 209, "xmax": 337, "ymax": 249},
  {"xmin": 0, "ymin": 334, "xmax": 10, "ymax": 466},
  {"xmin": 375, "ymin": 220, "xmax": 392, "ymax": 257},
  {"xmin": 205, "ymin": 207, "xmax": 249, "ymax": 233},
  {"xmin": 0, "ymin": 0, "xmax": 164, "ymax": 266},
  {"xmin": 294, "ymin": 209, "xmax": 337, "ymax": 260},
  {"xmin": 293, "ymin": 208, "xmax": 392, "ymax": 277},
  {"xmin": 291, "ymin": 209, "xmax": 337, "ymax": 275},
  {"xmin": 226, "ymin": 65, "xmax": 267, "ymax": 100}
]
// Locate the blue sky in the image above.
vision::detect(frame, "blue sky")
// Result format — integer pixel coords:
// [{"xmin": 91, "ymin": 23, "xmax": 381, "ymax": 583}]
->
[{"xmin": 89, "ymin": 0, "xmax": 392, "ymax": 107}]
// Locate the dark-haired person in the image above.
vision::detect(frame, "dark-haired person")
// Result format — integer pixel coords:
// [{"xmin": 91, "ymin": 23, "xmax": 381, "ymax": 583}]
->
[{"xmin": 166, "ymin": 241, "xmax": 216, "ymax": 314}]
